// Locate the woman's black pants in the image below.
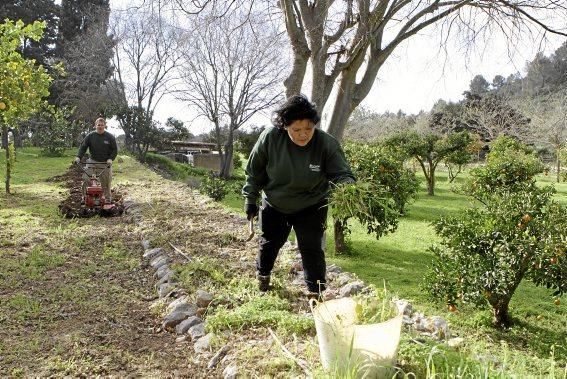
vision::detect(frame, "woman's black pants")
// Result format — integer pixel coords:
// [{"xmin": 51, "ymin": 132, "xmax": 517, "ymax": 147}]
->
[{"xmin": 257, "ymin": 200, "xmax": 327, "ymax": 293}]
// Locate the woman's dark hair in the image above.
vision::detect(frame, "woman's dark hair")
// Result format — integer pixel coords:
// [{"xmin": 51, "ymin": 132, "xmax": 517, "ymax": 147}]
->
[{"xmin": 272, "ymin": 94, "xmax": 320, "ymax": 129}]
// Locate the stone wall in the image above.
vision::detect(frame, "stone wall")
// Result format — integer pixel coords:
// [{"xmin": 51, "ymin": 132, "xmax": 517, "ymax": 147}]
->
[{"xmin": 193, "ymin": 153, "xmax": 232, "ymax": 175}]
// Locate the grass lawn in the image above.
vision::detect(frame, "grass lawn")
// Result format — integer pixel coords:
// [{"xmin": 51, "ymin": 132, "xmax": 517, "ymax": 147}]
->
[
  {"xmin": 220, "ymin": 166, "xmax": 567, "ymax": 377},
  {"xmin": 3, "ymin": 149, "xmax": 564, "ymax": 377}
]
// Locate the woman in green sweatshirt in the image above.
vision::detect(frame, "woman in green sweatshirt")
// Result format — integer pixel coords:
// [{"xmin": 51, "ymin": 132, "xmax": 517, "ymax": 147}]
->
[{"xmin": 243, "ymin": 95, "xmax": 355, "ymax": 295}]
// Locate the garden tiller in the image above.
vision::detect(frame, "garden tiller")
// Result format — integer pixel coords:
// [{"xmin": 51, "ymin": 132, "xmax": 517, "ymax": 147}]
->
[{"xmin": 76, "ymin": 161, "xmax": 118, "ymax": 216}]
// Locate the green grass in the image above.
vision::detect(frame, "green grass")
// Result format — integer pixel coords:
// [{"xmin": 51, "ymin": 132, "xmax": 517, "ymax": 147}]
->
[{"xmin": 217, "ymin": 168, "xmax": 567, "ymax": 377}]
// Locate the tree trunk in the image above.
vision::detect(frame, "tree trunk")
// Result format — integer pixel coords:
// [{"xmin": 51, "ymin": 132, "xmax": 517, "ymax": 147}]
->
[
  {"xmin": 1, "ymin": 125, "xmax": 7, "ymax": 149},
  {"xmin": 326, "ymin": 71, "xmax": 357, "ymax": 141},
  {"xmin": 427, "ymin": 160, "xmax": 435, "ymax": 196},
  {"xmin": 490, "ymin": 297, "xmax": 512, "ymax": 328},
  {"xmin": 333, "ymin": 219, "xmax": 349, "ymax": 254},
  {"xmin": 557, "ymin": 154, "xmax": 561, "ymax": 183},
  {"xmin": 3, "ymin": 125, "xmax": 11, "ymax": 194},
  {"xmin": 220, "ymin": 131, "xmax": 234, "ymax": 179}
]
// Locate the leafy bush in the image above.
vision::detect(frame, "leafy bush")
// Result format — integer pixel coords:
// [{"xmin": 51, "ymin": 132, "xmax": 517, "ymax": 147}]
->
[
  {"xmin": 199, "ymin": 172, "xmax": 229, "ymax": 201},
  {"xmin": 329, "ymin": 181, "xmax": 399, "ymax": 240},
  {"xmin": 425, "ymin": 137, "xmax": 565, "ymax": 328},
  {"xmin": 461, "ymin": 136, "xmax": 544, "ymax": 200},
  {"xmin": 39, "ymin": 108, "xmax": 75, "ymax": 157},
  {"xmin": 145, "ymin": 152, "xmax": 209, "ymax": 179},
  {"xmin": 232, "ymin": 152, "xmax": 242, "ymax": 170},
  {"xmin": 344, "ymin": 142, "xmax": 419, "ymax": 213}
]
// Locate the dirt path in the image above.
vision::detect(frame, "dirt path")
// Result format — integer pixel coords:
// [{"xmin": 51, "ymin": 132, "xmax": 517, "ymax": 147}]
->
[{"xmin": 0, "ymin": 158, "xmax": 321, "ymax": 377}]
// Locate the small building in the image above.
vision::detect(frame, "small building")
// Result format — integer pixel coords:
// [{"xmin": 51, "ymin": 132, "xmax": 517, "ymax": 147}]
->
[{"xmin": 164, "ymin": 141, "xmax": 232, "ymax": 174}]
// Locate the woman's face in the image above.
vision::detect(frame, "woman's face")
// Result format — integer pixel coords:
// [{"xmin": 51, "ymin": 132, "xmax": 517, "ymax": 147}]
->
[{"xmin": 285, "ymin": 119, "xmax": 315, "ymax": 146}]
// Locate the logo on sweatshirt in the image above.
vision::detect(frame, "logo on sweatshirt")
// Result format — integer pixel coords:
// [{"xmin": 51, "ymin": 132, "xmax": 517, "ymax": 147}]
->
[
  {"xmin": 309, "ymin": 164, "xmax": 320, "ymax": 172},
  {"xmin": 104, "ymin": 140, "xmax": 110, "ymax": 145}
]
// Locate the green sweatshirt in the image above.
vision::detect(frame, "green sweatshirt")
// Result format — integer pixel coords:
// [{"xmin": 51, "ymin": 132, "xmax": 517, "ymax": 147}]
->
[
  {"xmin": 77, "ymin": 131, "xmax": 118, "ymax": 162},
  {"xmin": 243, "ymin": 126, "xmax": 355, "ymax": 214}
]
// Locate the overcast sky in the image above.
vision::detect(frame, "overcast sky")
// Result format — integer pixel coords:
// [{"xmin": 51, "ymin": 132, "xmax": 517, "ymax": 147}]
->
[{"xmin": 108, "ymin": 0, "xmax": 566, "ymax": 135}]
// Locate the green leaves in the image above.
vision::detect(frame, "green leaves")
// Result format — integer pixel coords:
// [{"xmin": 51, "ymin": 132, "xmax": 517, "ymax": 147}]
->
[{"xmin": 329, "ymin": 181, "xmax": 398, "ymax": 240}]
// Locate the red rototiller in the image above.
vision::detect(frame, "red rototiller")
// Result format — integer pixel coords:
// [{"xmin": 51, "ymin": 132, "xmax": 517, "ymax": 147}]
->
[{"xmin": 76, "ymin": 161, "xmax": 120, "ymax": 216}]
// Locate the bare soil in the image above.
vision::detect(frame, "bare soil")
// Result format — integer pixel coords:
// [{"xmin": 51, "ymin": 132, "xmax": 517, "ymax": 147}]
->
[{"xmin": 0, "ymin": 163, "xmax": 319, "ymax": 377}]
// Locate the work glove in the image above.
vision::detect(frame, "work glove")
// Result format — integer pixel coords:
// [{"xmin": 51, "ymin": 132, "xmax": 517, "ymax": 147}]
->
[
  {"xmin": 106, "ymin": 159, "xmax": 113, "ymax": 165},
  {"xmin": 245, "ymin": 203, "xmax": 259, "ymax": 221},
  {"xmin": 74, "ymin": 157, "xmax": 81, "ymax": 164}
]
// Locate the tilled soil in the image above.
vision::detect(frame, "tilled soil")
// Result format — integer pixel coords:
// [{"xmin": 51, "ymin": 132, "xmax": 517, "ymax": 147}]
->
[
  {"xmin": 56, "ymin": 164, "xmax": 125, "ymax": 218},
  {"xmin": 0, "ymin": 161, "xmax": 336, "ymax": 377}
]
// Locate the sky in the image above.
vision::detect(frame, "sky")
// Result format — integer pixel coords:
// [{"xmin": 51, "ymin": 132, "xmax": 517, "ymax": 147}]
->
[{"xmin": 108, "ymin": 0, "xmax": 566, "ymax": 135}]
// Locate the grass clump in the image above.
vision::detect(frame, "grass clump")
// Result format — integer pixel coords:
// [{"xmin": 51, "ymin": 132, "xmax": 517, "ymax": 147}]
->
[
  {"xmin": 207, "ymin": 294, "xmax": 314, "ymax": 335},
  {"xmin": 174, "ymin": 258, "xmax": 229, "ymax": 292},
  {"xmin": 354, "ymin": 286, "xmax": 399, "ymax": 324}
]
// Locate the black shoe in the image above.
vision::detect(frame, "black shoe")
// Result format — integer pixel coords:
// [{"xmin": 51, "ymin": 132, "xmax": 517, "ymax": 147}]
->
[{"xmin": 257, "ymin": 274, "xmax": 270, "ymax": 292}]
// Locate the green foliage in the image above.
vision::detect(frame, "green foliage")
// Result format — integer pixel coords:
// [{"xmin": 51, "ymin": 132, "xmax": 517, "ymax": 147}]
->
[
  {"xmin": 463, "ymin": 136, "xmax": 544, "ymax": 198},
  {"xmin": 38, "ymin": 107, "xmax": 75, "ymax": 157},
  {"xmin": 144, "ymin": 152, "xmax": 209, "ymax": 179},
  {"xmin": 354, "ymin": 286, "xmax": 399, "ymax": 324},
  {"xmin": 0, "ymin": 20, "xmax": 53, "ymax": 126},
  {"xmin": 425, "ymin": 138, "xmax": 565, "ymax": 327},
  {"xmin": 206, "ymin": 293, "xmax": 314, "ymax": 335},
  {"xmin": 199, "ymin": 172, "xmax": 229, "ymax": 201},
  {"xmin": 232, "ymin": 152, "xmax": 242, "ymax": 170},
  {"xmin": 329, "ymin": 182, "xmax": 399, "ymax": 240},
  {"xmin": 344, "ymin": 142, "xmax": 419, "ymax": 213},
  {"xmin": 383, "ymin": 131, "xmax": 474, "ymax": 195}
]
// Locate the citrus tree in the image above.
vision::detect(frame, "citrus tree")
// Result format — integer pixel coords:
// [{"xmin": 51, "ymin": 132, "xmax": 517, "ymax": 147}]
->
[
  {"xmin": 1, "ymin": 20, "xmax": 52, "ymax": 193},
  {"xmin": 425, "ymin": 136, "xmax": 565, "ymax": 328},
  {"xmin": 384, "ymin": 131, "xmax": 475, "ymax": 195},
  {"xmin": 329, "ymin": 142, "xmax": 419, "ymax": 254}
]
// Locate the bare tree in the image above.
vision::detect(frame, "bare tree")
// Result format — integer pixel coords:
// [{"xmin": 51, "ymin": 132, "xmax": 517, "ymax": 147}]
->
[
  {"xmin": 111, "ymin": 8, "xmax": 185, "ymax": 151},
  {"xmin": 175, "ymin": 10, "xmax": 285, "ymax": 178},
  {"xmin": 276, "ymin": 0, "xmax": 567, "ymax": 141},
  {"xmin": 520, "ymin": 90, "xmax": 567, "ymax": 182}
]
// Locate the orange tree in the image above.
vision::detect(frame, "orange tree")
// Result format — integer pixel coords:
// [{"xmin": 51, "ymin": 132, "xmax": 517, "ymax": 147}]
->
[
  {"xmin": 424, "ymin": 136, "xmax": 565, "ymax": 328},
  {"xmin": 1, "ymin": 19, "xmax": 52, "ymax": 193},
  {"xmin": 329, "ymin": 142, "xmax": 419, "ymax": 254}
]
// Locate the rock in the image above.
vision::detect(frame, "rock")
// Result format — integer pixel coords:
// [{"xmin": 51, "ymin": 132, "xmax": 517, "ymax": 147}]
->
[
  {"xmin": 188, "ymin": 322, "xmax": 206, "ymax": 340},
  {"xmin": 176, "ymin": 316, "xmax": 202, "ymax": 334},
  {"xmin": 289, "ymin": 261, "xmax": 303, "ymax": 274},
  {"xmin": 196, "ymin": 307, "xmax": 207, "ymax": 317},
  {"xmin": 162, "ymin": 310, "xmax": 191, "ymax": 331},
  {"xmin": 327, "ymin": 264, "xmax": 342, "ymax": 274},
  {"xmin": 291, "ymin": 276, "xmax": 304, "ymax": 286},
  {"xmin": 176, "ymin": 335, "xmax": 188, "ymax": 343},
  {"xmin": 223, "ymin": 363, "xmax": 238, "ymax": 379},
  {"xmin": 195, "ymin": 290, "xmax": 214, "ymax": 308},
  {"xmin": 395, "ymin": 299, "xmax": 413, "ymax": 316},
  {"xmin": 166, "ymin": 296, "xmax": 189, "ymax": 313},
  {"xmin": 155, "ymin": 271, "xmax": 175, "ymax": 288},
  {"xmin": 155, "ymin": 265, "xmax": 172, "ymax": 280},
  {"xmin": 339, "ymin": 281, "xmax": 365, "ymax": 297},
  {"xmin": 171, "ymin": 302, "xmax": 197, "ymax": 317},
  {"xmin": 335, "ymin": 272, "xmax": 353, "ymax": 286},
  {"xmin": 194, "ymin": 333, "xmax": 213, "ymax": 354},
  {"xmin": 323, "ymin": 289, "xmax": 338, "ymax": 301},
  {"xmin": 447, "ymin": 337, "xmax": 465, "ymax": 349},
  {"xmin": 415, "ymin": 316, "xmax": 449, "ymax": 340},
  {"xmin": 150, "ymin": 255, "xmax": 170, "ymax": 270},
  {"xmin": 141, "ymin": 240, "xmax": 151, "ymax": 250},
  {"xmin": 143, "ymin": 247, "xmax": 163, "ymax": 260},
  {"xmin": 402, "ymin": 315, "xmax": 414, "ymax": 325},
  {"xmin": 208, "ymin": 345, "xmax": 230, "ymax": 369},
  {"xmin": 158, "ymin": 283, "xmax": 176, "ymax": 298}
]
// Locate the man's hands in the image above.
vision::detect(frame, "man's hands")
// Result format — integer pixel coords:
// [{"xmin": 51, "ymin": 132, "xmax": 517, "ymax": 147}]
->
[
  {"xmin": 245, "ymin": 203, "xmax": 259, "ymax": 221},
  {"xmin": 106, "ymin": 159, "xmax": 113, "ymax": 165},
  {"xmin": 74, "ymin": 157, "xmax": 81, "ymax": 164}
]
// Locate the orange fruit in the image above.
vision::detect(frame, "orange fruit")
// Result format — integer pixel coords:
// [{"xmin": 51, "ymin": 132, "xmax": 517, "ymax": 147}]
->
[
  {"xmin": 554, "ymin": 298, "xmax": 561, "ymax": 306},
  {"xmin": 0, "ymin": 102, "xmax": 6, "ymax": 110},
  {"xmin": 550, "ymin": 257, "xmax": 557, "ymax": 264},
  {"xmin": 448, "ymin": 304, "xmax": 458, "ymax": 313},
  {"xmin": 521, "ymin": 214, "xmax": 532, "ymax": 223}
]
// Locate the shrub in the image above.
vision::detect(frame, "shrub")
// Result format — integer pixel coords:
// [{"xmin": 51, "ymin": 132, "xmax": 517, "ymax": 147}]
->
[
  {"xmin": 199, "ymin": 172, "xmax": 229, "ymax": 201},
  {"xmin": 344, "ymin": 142, "xmax": 419, "ymax": 214},
  {"xmin": 425, "ymin": 137, "xmax": 565, "ymax": 328},
  {"xmin": 232, "ymin": 153, "xmax": 242, "ymax": 170}
]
